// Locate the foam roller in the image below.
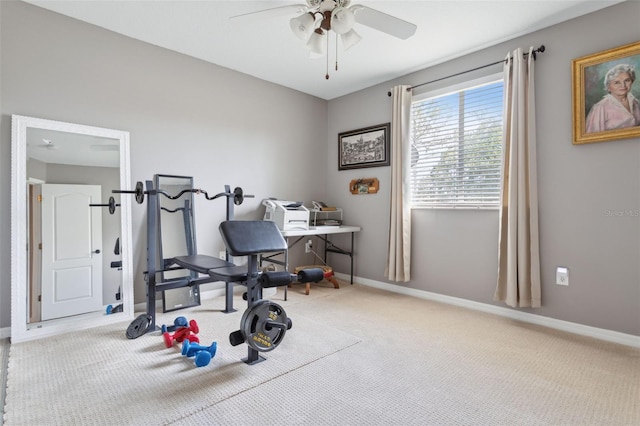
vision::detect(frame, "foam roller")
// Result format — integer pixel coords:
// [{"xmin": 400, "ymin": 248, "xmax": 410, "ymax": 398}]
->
[
  {"xmin": 259, "ymin": 271, "xmax": 293, "ymax": 288},
  {"xmin": 297, "ymin": 268, "xmax": 324, "ymax": 283}
]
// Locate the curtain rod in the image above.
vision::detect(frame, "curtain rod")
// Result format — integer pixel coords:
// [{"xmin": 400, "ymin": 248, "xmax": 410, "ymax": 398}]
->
[{"xmin": 387, "ymin": 45, "xmax": 545, "ymax": 97}]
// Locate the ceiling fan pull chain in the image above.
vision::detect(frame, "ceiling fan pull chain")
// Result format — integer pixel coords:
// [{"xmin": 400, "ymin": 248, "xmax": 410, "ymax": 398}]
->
[
  {"xmin": 325, "ymin": 32, "xmax": 330, "ymax": 79},
  {"xmin": 335, "ymin": 35, "xmax": 339, "ymax": 71}
]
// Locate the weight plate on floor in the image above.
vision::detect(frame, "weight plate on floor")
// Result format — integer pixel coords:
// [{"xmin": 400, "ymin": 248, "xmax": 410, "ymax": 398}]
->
[
  {"xmin": 126, "ymin": 314, "xmax": 152, "ymax": 339},
  {"xmin": 240, "ymin": 300, "xmax": 289, "ymax": 352}
]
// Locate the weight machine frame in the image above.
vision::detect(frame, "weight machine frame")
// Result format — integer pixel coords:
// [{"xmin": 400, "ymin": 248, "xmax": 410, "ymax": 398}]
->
[{"xmin": 143, "ymin": 178, "xmax": 242, "ymax": 332}]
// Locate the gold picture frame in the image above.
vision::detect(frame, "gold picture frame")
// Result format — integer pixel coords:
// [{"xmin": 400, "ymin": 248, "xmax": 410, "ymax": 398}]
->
[{"xmin": 572, "ymin": 41, "xmax": 640, "ymax": 144}]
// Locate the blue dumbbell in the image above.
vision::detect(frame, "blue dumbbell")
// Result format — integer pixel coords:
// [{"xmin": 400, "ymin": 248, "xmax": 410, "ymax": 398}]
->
[
  {"xmin": 160, "ymin": 316, "xmax": 188, "ymax": 333},
  {"xmin": 195, "ymin": 350, "xmax": 213, "ymax": 367},
  {"xmin": 181, "ymin": 341, "xmax": 217, "ymax": 367},
  {"xmin": 105, "ymin": 304, "xmax": 123, "ymax": 315},
  {"xmin": 181, "ymin": 340, "xmax": 217, "ymax": 358}
]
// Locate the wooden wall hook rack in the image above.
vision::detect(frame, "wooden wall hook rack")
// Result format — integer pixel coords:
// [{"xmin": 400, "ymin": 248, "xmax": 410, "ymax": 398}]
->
[{"xmin": 350, "ymin": 178, "xmax": 379, "ymax": 194}]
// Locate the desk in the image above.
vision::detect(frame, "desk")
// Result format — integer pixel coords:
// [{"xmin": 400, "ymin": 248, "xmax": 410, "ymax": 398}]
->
[{"xmin": 260, "ymin": 225, "xmax": 361, "ymax": 298}]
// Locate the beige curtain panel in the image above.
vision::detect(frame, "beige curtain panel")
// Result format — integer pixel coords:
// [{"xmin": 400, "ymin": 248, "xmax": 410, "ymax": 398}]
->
[
  {"xmin": 385, "ymin": 85, "xmax": 412, "ymax": 282},
  {"xmin": 494, "ymin": 47, "xmax": 542, "ymax": 308}
]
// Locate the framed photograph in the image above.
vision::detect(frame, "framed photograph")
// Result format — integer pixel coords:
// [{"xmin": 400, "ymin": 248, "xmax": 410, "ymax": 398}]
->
[
  {"xmin": 572, "ymin": 41, "xmax": 640, "ymax": 144},
  {"xmin": 338, "ymin": 123, "xmax": 390, "ymax": 170}
]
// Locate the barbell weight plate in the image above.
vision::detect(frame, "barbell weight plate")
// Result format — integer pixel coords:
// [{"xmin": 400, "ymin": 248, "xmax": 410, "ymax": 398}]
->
[
  {"xmin": 126, "ymin": 314, "xmax": 152, "ymax": 339},
  {"xmin": 134, "ymin": 181, "xmax": 145, "ymax": 204},
  {"xmin": 240, "ymin": 300, "xmax": 289, "ymax": 352},
  {"xmin": 233, "ymin": 187, "xmax": 243, "ymax": 205},
  {"xmin": 108, "ymin": 196, "xmax": 117, "ymax": 214}
]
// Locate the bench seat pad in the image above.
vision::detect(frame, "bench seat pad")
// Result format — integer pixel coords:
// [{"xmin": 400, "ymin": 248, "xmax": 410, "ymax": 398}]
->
[
  {"xmin": 219, "ymin": 220, "xmax": 287, "ymax": 256},
  {"xmin": 208, "ymin": 265, "xmax": 249, "ymax": 283},
  {"xmin": 173, "ymin": 255, "xmax": 234, "ymax": 274}
]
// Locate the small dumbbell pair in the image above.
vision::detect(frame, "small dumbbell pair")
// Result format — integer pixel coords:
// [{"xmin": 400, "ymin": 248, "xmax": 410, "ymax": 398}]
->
[
  {"xmin": 162, "ymin": 319, "xmax": 200, "ymax": 348},
  {"xmin": 182, "ymin": 340, "xmax": 217, "ymax": 367}
]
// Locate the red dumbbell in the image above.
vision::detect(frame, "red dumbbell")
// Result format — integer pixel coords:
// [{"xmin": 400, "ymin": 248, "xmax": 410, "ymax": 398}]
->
[{"xmin": 162, "ymin": 319, "xmax": 199, "ymax": 348}]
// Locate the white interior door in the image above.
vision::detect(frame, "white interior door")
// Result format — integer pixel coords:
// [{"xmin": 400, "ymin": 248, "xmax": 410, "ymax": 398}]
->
[{"xmin": 41, "ymin": 184, "xmax": 103, "ymax": 320}]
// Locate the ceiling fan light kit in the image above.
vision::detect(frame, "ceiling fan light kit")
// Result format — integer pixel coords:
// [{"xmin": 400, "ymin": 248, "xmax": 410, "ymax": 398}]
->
[
  {"xmin": 289, "ymin": 12, "xmax": 319, "ymax": 40},
  {"xmin": 340, "ymin": 29, "xmax": 362, "ymax": 51},
  {"xmin": 289, "ymin": 0, "xmax": 362, "ymax": 63},
  {"xmin": 306, "ymin": 29, "xmax": 326, "ymax": 55},
  {"xmin": 234, "ymin": 0, "xmax": 416, "ymax": 79}
]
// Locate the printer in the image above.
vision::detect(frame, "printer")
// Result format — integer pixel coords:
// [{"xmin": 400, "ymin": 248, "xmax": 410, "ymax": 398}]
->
[{"xmin": 263, "ymin": 199, "xmax": 309, "ymax": 231}]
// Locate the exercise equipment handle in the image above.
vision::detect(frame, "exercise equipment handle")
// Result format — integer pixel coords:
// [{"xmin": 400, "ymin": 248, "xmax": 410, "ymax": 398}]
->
[
  {"xmin": 264, "ymin": 320, "xmax": 287, "ymax": 331},
  {"xmin": 259, "ymin": 271, "xmax": 293, "ymax": 288},
  {"xmin": 259, "ymin": 268, "xmax": 324, "ymax": 288}
]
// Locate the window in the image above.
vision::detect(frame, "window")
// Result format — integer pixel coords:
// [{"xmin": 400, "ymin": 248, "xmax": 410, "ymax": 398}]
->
[{"xmin": 410, "ymin": 74, "xmax": 504, "ymax": 208}]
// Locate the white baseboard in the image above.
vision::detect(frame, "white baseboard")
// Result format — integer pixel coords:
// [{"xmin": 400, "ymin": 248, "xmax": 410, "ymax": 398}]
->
[
  {"xmin": 335, "ymin": 272, "xmax": 640, "ymax": 349},
  {"xmin": 1, "ymin": 327, "xmax": 11, "ymax": 339}
]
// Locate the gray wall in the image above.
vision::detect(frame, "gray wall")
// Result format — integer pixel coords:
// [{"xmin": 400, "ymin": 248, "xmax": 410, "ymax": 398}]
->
[
  {"xmin": 0, "ymin": 0, "xmax": 328, "ymax": 328},
  {"xmin": 327, "ymin": 1, "xmax": 640, "ymax": 336}
]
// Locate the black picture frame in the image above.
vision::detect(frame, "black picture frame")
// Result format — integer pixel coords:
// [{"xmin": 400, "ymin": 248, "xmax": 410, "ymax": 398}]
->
[{"xmin": 338, "ymin": 123, "xmax": 390, "ymax": 170}]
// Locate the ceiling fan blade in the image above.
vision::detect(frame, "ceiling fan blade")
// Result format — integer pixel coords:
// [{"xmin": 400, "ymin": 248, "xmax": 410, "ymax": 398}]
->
[
  {"xmin": 352, "ymin": 5, "xmax": 417, "ymax": 40},
  {"xmin": 230, "ymin": 4, "xmax": 309, "ymax": 21}
]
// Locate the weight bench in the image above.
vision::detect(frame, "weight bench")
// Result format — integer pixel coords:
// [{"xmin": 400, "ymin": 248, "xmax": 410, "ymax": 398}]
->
[{"xmin": 179, "ymin": 220, "xmax": 322, "ymax": 364}]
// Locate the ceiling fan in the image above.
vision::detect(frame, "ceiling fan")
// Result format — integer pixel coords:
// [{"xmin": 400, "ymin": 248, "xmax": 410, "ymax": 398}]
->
[
  {"xmin": 232, "ymin": 0, "xmax": 417, "ymax": 79},
  {"xmin": 36, "ymin": 138, "xmax": 58, "ymax": 150}
]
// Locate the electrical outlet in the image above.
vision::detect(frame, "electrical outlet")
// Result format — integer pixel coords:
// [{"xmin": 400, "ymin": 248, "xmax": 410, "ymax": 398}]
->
[
  {"xmin": 305, "ymin": 239, "xmax": 312, "ymax": 253},
  {"xmin": 556, "ymin": 267, "xmax": 569, "ymax": 286},
  {"xmin": 219, "ymin": 251, "xmax": 226, "ymax": 260}
]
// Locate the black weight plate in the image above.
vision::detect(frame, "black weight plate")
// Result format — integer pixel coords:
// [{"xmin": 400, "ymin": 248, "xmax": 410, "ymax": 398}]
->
[
  {"xmin": 126, "ymin": 314, "xmax": 152, "ymax": 339},
  {"xmin": 233, "ymin": 187, "xmax": 244, "ymax": 205},
  {"xmin": 134, "ymin": 181, "xmax": 145, "ymax": 204},
  {"xmin": 108, "ymin": 196, "xmax": 117, "ymax": 214},
  {"xmin": 241, "ymin": 300, "xmax": 288, "ymax": 352}
]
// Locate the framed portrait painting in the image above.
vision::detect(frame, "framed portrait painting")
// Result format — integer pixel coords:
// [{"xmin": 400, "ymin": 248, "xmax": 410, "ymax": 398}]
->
[
  {"xmin": 338, "ymin": 123, "xmax": 390, "ymax": 170},
  {"xmin": 572, "ymin": 41, "xmax": 640, "ymax": 144}
]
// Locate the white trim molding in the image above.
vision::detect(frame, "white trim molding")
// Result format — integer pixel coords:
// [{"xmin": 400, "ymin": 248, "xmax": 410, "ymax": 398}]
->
[{"xmin": 336, "ymin": 273, "xmax": 640, "ymax": 349}]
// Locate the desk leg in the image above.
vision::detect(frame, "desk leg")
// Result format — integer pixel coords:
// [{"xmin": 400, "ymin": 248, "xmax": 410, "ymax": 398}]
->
[
  {"xmin": 284, "ymin": 240, "xmax": 288, "ymax": 301},
  {"xmin": 350, "ymin": 232, "xmax": 354, "ymax": 284},
  {"xmin": 322, "ymin": 231, "xmax": 356, "ymax": 285}
]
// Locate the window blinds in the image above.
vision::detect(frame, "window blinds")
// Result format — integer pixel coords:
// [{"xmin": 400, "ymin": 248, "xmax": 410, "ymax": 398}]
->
[{"xmin": 410, "ymin": 79, "xmax": 504, "ymax": 208}]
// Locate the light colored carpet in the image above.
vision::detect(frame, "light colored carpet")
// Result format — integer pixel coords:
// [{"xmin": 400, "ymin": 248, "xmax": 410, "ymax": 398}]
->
[
  {"xmin": 2, "ymin": 291, "xmax": 361, "ymax": 425},
  {"xmin": 181, "ymin": 283, "xmax": 640, "ymax": 426},
  {"xmin": 3, "ymin": 282, "xmax": 640, "ymax": 425}
]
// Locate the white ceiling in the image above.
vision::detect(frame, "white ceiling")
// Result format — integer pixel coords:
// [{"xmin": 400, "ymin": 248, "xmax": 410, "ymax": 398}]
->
[
  {"xmin": 25, "ymin": 0, "xmax": 623, "ymax": 100},
  {"xmin": 27, "ymin": 128, "xmax": 120, "ymax": 168}
]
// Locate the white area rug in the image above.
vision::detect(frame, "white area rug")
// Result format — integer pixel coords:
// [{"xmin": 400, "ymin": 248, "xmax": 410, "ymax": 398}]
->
[{"xmin": 3, "ymin": 302, "xmax": 361, "ymax": 425}]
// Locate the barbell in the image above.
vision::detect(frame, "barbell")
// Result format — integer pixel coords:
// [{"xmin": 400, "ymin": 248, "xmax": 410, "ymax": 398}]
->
[
  {"xmin": 113, "ymin": 181, "xmax": 253, "ymax": 205},
  {"xmin": 89, "ymin": 196, "xmax": 120, "ymax": 215}
]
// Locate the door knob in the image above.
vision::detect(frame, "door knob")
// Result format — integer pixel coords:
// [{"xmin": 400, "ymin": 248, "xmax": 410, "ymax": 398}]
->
[{"xmin": 92, "ymin": 249, "xmax": 101, "ymax": 254}]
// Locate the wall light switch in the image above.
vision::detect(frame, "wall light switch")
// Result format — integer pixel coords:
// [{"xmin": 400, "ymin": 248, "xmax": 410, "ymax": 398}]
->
[{"xmin": 556, "ymin": 267, "xmax": 569, "ymax": 286}]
